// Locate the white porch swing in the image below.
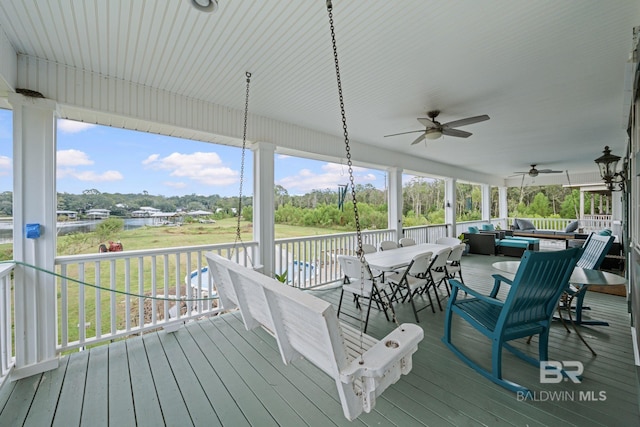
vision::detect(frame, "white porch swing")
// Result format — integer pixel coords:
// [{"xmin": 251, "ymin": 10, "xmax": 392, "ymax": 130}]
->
[{"xmin": 206, "ymin": 1, "xmax": 424, "ymax": 420}]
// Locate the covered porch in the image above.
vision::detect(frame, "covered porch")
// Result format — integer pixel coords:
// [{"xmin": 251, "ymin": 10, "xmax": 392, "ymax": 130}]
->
[
  {"xmin": 1, "ymin": 0, "xmax": 640, "ymax": 423},
  {"xmin": 1, "ymin": 254, "xmax": 636, "ymax": 426}
]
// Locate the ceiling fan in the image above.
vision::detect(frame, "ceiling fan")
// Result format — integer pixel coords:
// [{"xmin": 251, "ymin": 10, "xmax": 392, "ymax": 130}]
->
[
  {"xmin": 513, "ymin": 164, "xmax": 563, "ymax": 178},
  {"xmin": 384, "ymin": 110, "xmax": 490, "ymax": 145}
]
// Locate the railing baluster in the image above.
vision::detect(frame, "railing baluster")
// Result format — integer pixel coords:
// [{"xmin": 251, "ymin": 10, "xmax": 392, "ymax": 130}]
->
[
  {"xmin": 78, "ymin": 262, "xmax": 85, "ymax": 348},
  {"xmin": 110, "ymin": 260, "xmax": 116, "ymax": 337},
  {"xmin": 138, "ymin": 257, "xmax": 144, "ymax": 328},
  {"xmin": 125, "ymin": 258, "xmax": 131, "ymax": 332},
  {"xmin": 94, "ymin": 261, "xmax": 101, "ymax": 340},
  {"xmin": 60, "ymin": 264, "xmax": 68, "ymax": 348},
  {"xmin": 151, "ymin": 255, "xmax": 157, "ymax": 325}
]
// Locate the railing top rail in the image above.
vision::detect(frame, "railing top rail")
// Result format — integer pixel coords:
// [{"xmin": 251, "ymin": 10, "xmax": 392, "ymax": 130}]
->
[
  {"xmin": 0, "ymin": 262, "xmax": 14, "ymax": 276},
  {"xmin": 55, "ymin": 241, "xmax": 259, "ymax": 264},
  {"xmin": 274, "ymin": 229, "xmax": 395, "ymax": 244}
]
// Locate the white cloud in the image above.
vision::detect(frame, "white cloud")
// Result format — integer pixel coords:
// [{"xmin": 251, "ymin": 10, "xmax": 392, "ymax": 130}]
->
[
  {"xmin": 57, "ymin": 149, "xmax": 94, "ymax": 166},
  {"xmin": 277, "ymin": 162, "xmax": 377, "ymax": 193},
  {"xmin": 57, "ymin": 119, "xmax": 97, "ymax": 134},
  {"xmin": 143, "ymin": 152, "xmax": 239, "ymax": 186},
  {"xmin": 277, "ymin": 154, "xmax": 291, "ymax": 159},
  {"xmin": 57, "ymin": 168, "xmax": 123, "ymax": 182}
]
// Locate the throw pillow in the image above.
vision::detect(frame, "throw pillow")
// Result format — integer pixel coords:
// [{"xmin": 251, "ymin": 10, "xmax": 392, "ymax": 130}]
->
[
  {"xmin": 515, "ymin": 218, "xmax": 536, "ymax": 230},
  {"xmin": 565, "ymin": 220, "xmax": 579, "ymax": 233},
  {"xmin": 481, "ymin": 224, "xmax": 495, "ymax": 231},
  {"xmin": 468, "ymin": 226, "xmax": 479, "ymax": 234},
  {"xmin": 598, "ymin": 229, "xmax": 612, "ymax": 236}
]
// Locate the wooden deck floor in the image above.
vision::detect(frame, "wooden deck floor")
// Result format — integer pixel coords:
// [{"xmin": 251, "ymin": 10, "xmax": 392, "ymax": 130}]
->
[{"xmin": 1, "ymin": 254, "xmax": 638, "ymax": 426}]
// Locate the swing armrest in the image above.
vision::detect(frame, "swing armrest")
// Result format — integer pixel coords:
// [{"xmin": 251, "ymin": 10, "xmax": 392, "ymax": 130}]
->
[{"xmin": 340, "ymin": 323, "xmax": 423, "ymax": 380}]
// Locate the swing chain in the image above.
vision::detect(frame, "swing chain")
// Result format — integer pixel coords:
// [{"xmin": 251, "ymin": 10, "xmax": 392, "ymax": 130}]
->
[
  {"xmin": 235, "ymin": 72, "xmax": 252, "ymax": 244},
  {"xmin": 325, "ymin": 1, "xmax": 401, "ymax": 332}
]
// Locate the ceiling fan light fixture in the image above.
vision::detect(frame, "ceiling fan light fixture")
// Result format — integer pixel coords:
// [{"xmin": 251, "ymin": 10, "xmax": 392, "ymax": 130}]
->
[{"xmin": 425, "ymin": 129, "xmax": 442, "ymax": 140}]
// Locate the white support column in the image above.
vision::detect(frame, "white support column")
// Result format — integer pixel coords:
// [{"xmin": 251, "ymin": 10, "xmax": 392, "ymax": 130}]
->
[
  {"xmin": 387, "ymin": 168, "xmax": 403, "ymax": 241},
  {"xmin": 252, "ymin": 142, "xmax": 275, "ymax": 278},
  {"xmin": 481, "ymin": 184, "xmax": 491, "ymax": 222},
  {"xmin": 498, "ymin": 186, "xmax": 508, "ymax": 228},
  {"xmin": 445, "ymin": 178, "xmax": 457, "ymax": 237},
  {"xmin": 9, "ymin": 93, "xmax": 59, "ymax": 379}
]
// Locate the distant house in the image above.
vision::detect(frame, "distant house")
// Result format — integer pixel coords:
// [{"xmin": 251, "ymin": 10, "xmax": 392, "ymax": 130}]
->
[
  {"xmin": 56, "ymin": 210, "xmax": 77, "ymax": 220},
  {"xmin": 131, "ymin": 207, "xmax": 161, "ymax": 217},
  {"xmin": 85, "ymin": 209, "xmax": 110, "ymax": 219}
]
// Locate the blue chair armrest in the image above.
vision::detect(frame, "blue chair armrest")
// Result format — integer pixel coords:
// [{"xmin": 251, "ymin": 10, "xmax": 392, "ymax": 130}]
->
[
  {"xmin": 449, "ymin": 279, "xmax": 505, "ymax": 307},
  {"xmin": 489, "ymin": 274, "xmax": 513, "ymax": 298}
]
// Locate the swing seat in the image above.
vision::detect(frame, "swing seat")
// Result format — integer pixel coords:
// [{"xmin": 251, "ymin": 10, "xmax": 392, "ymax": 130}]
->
[{"xmin": 205, "ymin": 252, "xmax": 424, "ymax": 420}]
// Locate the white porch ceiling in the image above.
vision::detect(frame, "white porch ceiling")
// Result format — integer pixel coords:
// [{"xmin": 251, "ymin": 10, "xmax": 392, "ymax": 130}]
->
[{"xmin": 0, "ymin": 0, "xmax": 638, "ymax": 183}]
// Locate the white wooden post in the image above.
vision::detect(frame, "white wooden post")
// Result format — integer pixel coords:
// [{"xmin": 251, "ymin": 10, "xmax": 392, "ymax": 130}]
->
[
  {"xmin": 252, "ymin": 142, "xmax": 275, "ymax": 278},
  {"xmin": 9, "ymin": 93, "xmax": 59, "ymax": 379},
  {"xmin": 481, "ymin": 184, "xmax": 491, "ymax": 223},
  {"xmin": 387, "ymin": 168, "xmax": 403, "ymax": 241},
  {"xmin": 445, "ymin": 178, "xmax": 457, "ymax": 236},
  {"xmin": 498, "ymin": 186, "xmax": 508, "ymax": 228}
]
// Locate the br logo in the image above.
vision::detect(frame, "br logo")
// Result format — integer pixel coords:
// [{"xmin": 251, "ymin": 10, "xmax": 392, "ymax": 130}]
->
[{"xmin": 540, "ymin": 361, "xmax": 583, "ymax": 384}]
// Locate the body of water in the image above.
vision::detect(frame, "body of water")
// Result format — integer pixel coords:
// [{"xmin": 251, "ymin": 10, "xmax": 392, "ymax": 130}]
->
[{"xmin": 0, "ymin": 218, "xmax": 155, "ymax": 244}]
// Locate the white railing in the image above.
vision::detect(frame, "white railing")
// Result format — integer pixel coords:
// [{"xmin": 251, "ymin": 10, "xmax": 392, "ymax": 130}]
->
[
  {"xmin": 54, "ymin": 242, "xmax": 258, "ymax": 352},
  {"xmin": 0, "ymin": 263, "xmax": 14, "ymax": 387},
  {"xmin": 581, "ymin": 215, "xmax": 613, "ymax": 232},
  {"xmin": 274, "ymin": 229, "xmax": 397, "ymax": 288},
  {"xmin": 507, "ymin": 216, "xmax": 612, "ymax": 233},
  {"xmin": 403, "ymin": 224, "xmax": 450, "ymax": 244}
]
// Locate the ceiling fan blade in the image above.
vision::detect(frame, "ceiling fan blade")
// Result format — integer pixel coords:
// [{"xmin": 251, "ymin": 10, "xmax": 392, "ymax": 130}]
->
[
  {"xmin": 410, "ymin": 134, "xmax": 426, "ymax": 145},
  {"xmin": 538, "ymin": 169, "xmax": 563, "ymax": 174},
  {"xmin": 417, "ymin": 117, "xmax": 436, "ymax": 127},
  {"xmin": 442, "ymin": 128, "xmax": 472, "ymax": 138},
  {"xmin": 442, "ymin": 114, "xmax": 490, "ymax": 128},
  {"xmin": 384, "ymin": 130, "xmax": 424, "ymax": 137}
]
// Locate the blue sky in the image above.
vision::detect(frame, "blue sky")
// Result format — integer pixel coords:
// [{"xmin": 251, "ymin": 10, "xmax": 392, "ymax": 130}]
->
[{"xmin": 0, "ymin": 108, "xmax": 391, "ymax": 197}]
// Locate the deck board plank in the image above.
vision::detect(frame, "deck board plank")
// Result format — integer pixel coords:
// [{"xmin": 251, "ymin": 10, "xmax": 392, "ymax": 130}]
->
[
  {"xmin": 142, "ymin": 332, "xmax": 194, "ymax": 426},
  {"xmin": 126, "ymin": 336, "xmax": 165, "ymax": 427},
  {"xmin": 52, "ymin": 351, "xmax": 89, "ymax": 427},
  {"xmin": 107, "ymin": 340, "xmax": 137, "ymax": 427},
  {"xmin": 157, "ymin": 329, "xmax": 222, "ymax": 427},
  {"xmin": 1, "ymin": 372, "xmax": 40, "ymax": 426},
  {"xmin": 79, "ymin": 345, "xmax": 108, "ymax": 427},
  {"xmin": 23, "ymin": 356, "xmax": 69, "ymax": 427}
]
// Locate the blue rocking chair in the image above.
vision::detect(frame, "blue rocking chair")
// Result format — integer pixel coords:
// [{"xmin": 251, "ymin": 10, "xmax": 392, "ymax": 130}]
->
[{"xmin": 442, "ymin": 248, "xmax": 582, "ymax": 393}]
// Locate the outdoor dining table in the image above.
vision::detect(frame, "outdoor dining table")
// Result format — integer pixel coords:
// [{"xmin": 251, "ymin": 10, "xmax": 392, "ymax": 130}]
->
[
  {"xmin": 365, "ymin": 243, "xmax": 453, "ymax": 272},
  {"xmin": 492, "ymin": 260, "xmax": 627, "ymax": 355}
]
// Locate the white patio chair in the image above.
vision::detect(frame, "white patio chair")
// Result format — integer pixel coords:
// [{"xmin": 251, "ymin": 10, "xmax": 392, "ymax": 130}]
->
[
  {"xmin": 399, "ymin": 237, "xmax": 416, "ymax": 247},
  {"xmin": 337, "ymin": 255, "xmax": 392, "ymax": 333},
  {"xmin": 379, "ymin": 240, "xmax": 399, "ymax": 251}
]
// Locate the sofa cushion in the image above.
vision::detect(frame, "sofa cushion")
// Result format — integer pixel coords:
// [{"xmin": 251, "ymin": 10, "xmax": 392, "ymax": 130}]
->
[
  {"xmin": 515, "ymin": 218, "xmax": 536, "ymax": 230},
  {"xmin": 498, "ymin": 239, "xmax": 528, "ymax": 248},
  {"xmin": 481, "ymin": 224, "xmax": 495, "ymax": 231},
  {"xmin": 565, "ymin": 220, "xmax": 579, "ymax": 233}
]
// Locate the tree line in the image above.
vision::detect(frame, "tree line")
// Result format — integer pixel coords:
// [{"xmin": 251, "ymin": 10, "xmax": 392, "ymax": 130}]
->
[{"xmin": 0, "ymin": 181, "xmax": 607, "ymax": 230}]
